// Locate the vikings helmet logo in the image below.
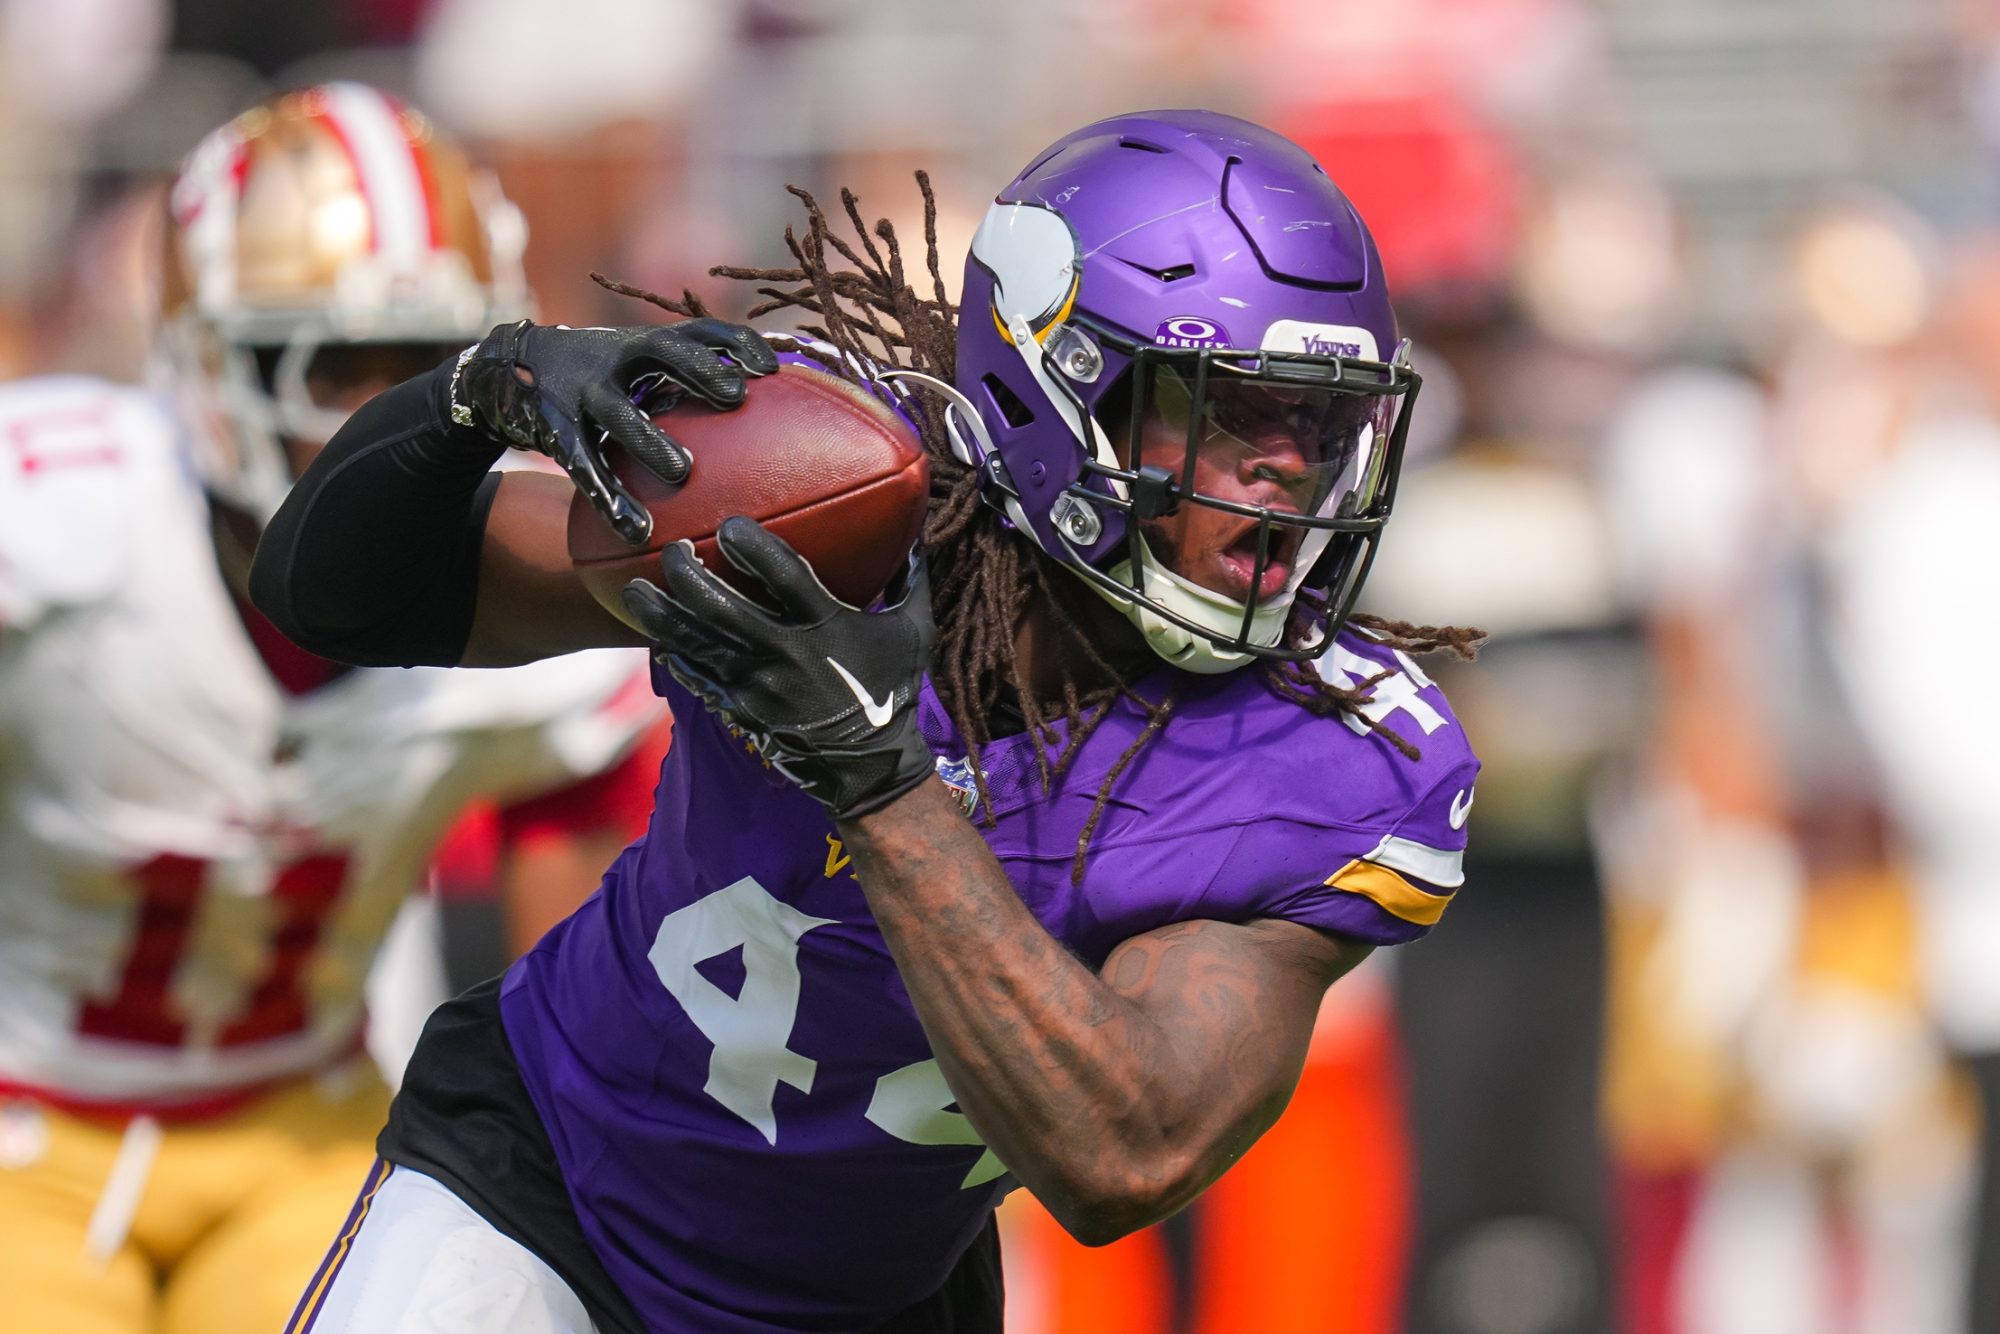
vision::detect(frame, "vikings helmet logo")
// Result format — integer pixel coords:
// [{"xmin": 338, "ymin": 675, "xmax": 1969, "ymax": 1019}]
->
[{"xmin": 969, "ymin": 202, "xmax": 1081, "ymax": 348}]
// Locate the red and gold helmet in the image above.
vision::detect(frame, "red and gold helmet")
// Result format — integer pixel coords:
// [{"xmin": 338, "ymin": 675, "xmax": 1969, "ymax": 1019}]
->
[{"xmin": 159, "ymin": 82, "xmax": 528, "ymax": 519}]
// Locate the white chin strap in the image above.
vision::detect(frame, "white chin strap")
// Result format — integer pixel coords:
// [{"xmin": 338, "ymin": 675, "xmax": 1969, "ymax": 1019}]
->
[{"xmin": 1096, "ymin": 543, "xmax": 1291, "ymax": 675}]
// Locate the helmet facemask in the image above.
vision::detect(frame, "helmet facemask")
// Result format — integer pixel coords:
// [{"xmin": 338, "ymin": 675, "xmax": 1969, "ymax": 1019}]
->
[
  {"xmin": 1018, "ymin": 318, "xmax": 1420, "ymax": 672},
  {"xmin": 159, "ymin": 317, "xmax": 479, "ymax": 520}
]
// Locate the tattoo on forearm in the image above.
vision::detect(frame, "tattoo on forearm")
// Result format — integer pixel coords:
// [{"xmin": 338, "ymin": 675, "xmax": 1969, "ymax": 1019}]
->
[{"xmin": 838, "ymin": 781, "xmax": 1359, "ymax": 1227}]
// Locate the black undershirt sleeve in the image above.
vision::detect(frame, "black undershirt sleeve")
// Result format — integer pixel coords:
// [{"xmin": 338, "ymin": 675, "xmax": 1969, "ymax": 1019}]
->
[{"xmin": 250, "ymin": 360, "xmax": 507, "ymax": 668}]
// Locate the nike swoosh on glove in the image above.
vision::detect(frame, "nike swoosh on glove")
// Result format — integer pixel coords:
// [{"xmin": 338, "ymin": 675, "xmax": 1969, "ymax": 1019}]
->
[
  {"xmin": 452, "ymin": 318, "xmax": 778, "ymax": 544},
  {"xmin": 621, "ymin": 516, "xmax": 937, "ymax": 820}
]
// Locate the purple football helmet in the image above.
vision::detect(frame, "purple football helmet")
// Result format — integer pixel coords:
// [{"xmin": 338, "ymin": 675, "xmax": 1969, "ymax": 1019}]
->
[{"xmin": 941, "ymin": 110, "xmax": 1420, "ymax": 674}]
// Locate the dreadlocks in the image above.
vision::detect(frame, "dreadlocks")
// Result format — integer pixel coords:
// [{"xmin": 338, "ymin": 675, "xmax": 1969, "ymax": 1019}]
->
[{"xmin": 596, "ymin": 174, "xmax": 1483, "ymax": 883}]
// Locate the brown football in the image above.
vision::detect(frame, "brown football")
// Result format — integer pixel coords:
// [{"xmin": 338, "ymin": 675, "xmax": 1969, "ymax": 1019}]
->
[{"xmin": 567, "ymin": 363, "xmax": 930, "ymax": 627}]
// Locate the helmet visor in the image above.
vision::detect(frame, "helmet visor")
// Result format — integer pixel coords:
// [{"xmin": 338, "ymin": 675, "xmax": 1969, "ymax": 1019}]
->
[
  {"xmin": 1122, "ymin": 360, "xmax": 1401, "ymax": 611},
  {"xmin": 1144, "ymin": 364, "xmax": 1395, "ymax": 523}
]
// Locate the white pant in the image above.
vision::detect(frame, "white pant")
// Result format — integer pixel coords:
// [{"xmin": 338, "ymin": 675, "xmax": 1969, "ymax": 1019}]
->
[{"xmin": 289, "ymin": 1162, "xmax": 598, "ymax": 1334}]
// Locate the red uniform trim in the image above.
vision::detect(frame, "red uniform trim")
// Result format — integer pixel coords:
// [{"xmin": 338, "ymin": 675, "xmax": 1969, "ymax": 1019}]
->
[
  {"xmin": 0, "ymin": 1029, "xmax": 366, "ymax": 1125},
  {"xmin": 232, "ymin": 592, "xmax": 351, "ymax": 696},
  {"xmin": 497, "ymin": 719, "xmax": 670, "ymax": 851}
]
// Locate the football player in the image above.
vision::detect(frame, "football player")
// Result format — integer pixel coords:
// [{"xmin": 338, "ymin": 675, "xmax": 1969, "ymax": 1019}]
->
[
  {"xmin": 255, "ymin": 110, "xmax": 1482, "ymax": 1333},
  {"xmin": 0, "ymin": 84, "xmax": 663, "ymax": 1334}
]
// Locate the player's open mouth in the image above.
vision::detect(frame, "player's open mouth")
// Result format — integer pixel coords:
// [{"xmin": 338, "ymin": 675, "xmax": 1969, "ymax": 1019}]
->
[{"xmin": 1213, "ymin": 524, "xmax": 1299, "ymax": 603}]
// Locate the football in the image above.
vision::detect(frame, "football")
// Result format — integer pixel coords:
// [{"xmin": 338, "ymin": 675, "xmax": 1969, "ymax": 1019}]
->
[{"xmin": 568, "ymin": 363, "xmax": 930, "ymax": 627}]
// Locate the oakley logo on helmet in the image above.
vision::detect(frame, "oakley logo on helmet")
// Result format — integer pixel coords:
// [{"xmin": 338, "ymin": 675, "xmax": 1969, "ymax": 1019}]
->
[{"xmin": 1153, "ymin": 316, "xmax": 1231, "ymax": 350}]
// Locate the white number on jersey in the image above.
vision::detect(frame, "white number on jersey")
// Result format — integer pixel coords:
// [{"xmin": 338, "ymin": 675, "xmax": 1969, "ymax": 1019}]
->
[
  {"xmin": 649, "ymin": 876, "xmax": 1003, "ymax": 1183},
  {"xmin": 1316, "ymin": 643, "xmax": 1448, "ymax": 738},
  {"xmin": 648, "ymin": 876, "xmax": 836, "ymax": 1144},
  {"xmin": 867, "ymin": 1060, "xmax": 1007, "ymax": 1187}
]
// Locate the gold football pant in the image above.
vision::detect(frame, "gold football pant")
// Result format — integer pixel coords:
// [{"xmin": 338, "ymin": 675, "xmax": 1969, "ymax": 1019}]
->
[{"xmin": 0, "ymin": 1064, "xmax": 390, "ymax": 1334}]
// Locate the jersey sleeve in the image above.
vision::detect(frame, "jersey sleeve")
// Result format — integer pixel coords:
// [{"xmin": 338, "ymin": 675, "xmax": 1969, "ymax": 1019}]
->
[
  {"xmin": 495, "ymin": 722, "xmax": 672, "ymax": 848},
  {"xmin": 1265, "ymin": 752, "xmax": 1481, "ymax": 944},
  {"xmin": 1174, "ymin": 639, "xmax": 1482, "ymax": 947},
  {"xmin": 412, "ymin": 647, "xmax": 668, "ymax": 807},
  {"xmin": 0, "ymin": 380, "xmax": 176, "ymax": 637}
]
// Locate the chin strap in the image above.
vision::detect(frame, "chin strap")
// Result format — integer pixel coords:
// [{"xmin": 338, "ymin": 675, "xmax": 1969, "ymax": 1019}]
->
[{"xmin": 1094, "ymin": 544, "xmax": 1291, "ymax": 675}]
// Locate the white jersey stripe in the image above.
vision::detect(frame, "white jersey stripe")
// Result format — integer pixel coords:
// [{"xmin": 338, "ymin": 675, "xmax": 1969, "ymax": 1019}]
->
[
  {"xmin": 1364, "ymin": 832, "xmax": 1466, "ymax": 889},
  {"xmin": 320, "ymin": 82, "xmax": 433, "ymax": 265}
]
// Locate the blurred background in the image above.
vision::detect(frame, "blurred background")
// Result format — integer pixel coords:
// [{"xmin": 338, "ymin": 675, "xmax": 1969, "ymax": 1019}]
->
[{"xmin": 9, "ymin": 0, "xmax": 2000, "ymax": 1331}]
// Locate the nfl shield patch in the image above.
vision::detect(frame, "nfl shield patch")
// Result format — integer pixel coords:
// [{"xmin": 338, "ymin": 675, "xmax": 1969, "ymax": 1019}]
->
[{"xmin": 935, "ymin": 755, "xmax": 980, "ymax": 816}]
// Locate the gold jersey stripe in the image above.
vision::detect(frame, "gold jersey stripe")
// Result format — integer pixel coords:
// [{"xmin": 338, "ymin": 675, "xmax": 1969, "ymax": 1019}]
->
[{"xmin": 1323, "ymin": 858, "xmax": 1455, "ymax": 927}]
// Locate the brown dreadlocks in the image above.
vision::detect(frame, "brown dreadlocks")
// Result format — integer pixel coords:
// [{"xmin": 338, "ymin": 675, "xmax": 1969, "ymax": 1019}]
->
[{"xmin": 596, "ymin": 174, "xmax": 1483, "ymax": 883}]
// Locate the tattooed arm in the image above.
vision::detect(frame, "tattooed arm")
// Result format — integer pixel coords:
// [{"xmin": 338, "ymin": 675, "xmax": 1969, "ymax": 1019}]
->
[{"xmin": 840, "ymin": 778, "xmax": 1372, "ymax": 1245}]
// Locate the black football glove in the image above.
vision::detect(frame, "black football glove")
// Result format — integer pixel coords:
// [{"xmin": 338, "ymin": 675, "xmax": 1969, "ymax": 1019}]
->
[
  {"xmin": 621, "ymin": 516, "xmax": 936, "ymax": 820},
  {"xmin": 450, "ymin": 318, "xmax": 778, "ymax": 544}
]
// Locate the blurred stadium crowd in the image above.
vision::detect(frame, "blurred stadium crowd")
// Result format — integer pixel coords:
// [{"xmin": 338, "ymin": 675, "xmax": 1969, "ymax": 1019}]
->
[{"xmin": 7, "ymin": 0, "xmax": 2000, "ymax": 1331}]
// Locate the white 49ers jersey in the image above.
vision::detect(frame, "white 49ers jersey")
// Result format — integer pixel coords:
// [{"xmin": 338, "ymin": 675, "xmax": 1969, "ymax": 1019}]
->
[{"xmin": 0, "ymin": 376, "xmax": 659, "ymax": 1106}]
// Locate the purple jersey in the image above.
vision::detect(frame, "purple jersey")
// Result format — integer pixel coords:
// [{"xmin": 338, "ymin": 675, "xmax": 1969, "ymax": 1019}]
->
[{"xmin": 498, "ymin": 629, "xmax": 1476, "ymax": 1331}]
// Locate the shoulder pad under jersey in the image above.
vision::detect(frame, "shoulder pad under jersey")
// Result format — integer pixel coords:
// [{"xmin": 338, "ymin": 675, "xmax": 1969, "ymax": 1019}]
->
[{"xmin": 1150, "ymin": 630, "xmax": 1481, "ymax": 946}]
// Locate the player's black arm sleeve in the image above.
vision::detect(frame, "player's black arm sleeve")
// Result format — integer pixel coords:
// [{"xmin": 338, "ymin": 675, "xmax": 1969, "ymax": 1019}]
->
[{"xmin": 250, "ymin": 361, "xmax": 505, "ymax": 668}]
